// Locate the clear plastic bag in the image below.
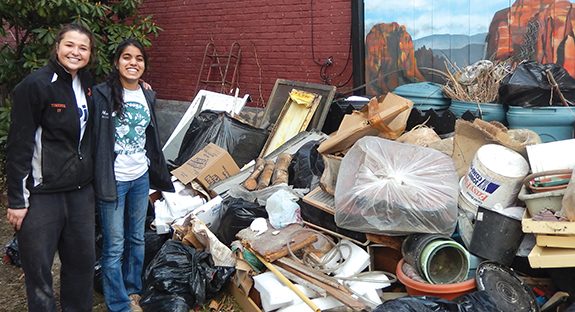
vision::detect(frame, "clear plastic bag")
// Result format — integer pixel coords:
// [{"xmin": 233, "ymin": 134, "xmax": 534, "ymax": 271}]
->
[{"xmin": 334, "ymin": 137, "xmax": 459, "ymax": 236}]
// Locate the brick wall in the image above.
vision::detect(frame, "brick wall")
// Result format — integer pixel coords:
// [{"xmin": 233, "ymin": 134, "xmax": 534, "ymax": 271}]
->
[{"xmin": 139, "ymin": 0, "xmax": 353, "ymax": 107}]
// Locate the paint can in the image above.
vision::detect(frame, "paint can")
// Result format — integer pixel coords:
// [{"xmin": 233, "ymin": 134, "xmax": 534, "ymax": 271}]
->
[{"xmin": 460, "ymin": 144, "xmax": 529, "ymax": 210}]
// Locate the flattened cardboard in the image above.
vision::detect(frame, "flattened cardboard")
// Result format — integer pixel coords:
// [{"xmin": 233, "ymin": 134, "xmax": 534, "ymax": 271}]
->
[
  {"xmin": 171, "ymin": 143, "xmax": 240, "ymax": 190},
  {"xmin": 317, "ymin": 93, "xmax": 413, "ymax": 155}
]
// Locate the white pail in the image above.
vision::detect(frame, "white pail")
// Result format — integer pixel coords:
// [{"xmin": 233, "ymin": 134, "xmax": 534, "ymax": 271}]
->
[{"xmin": 460, "ymin": 144, "xmax": 529, "ymax": 209}]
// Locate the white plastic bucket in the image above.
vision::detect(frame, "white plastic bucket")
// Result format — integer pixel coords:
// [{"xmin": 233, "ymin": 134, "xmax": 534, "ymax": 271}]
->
[{"xmin": 460, "ymin": 144, "xmax": 529, "ymax": 209}]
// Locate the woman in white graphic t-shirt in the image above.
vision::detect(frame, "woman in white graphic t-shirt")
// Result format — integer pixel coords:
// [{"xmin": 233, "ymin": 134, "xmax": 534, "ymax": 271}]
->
[{"xmin": 92, "ymin": 38, "xmax": 174, "ymax": 312}]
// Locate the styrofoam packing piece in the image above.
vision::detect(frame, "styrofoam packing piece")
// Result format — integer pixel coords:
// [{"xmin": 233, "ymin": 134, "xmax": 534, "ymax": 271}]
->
[
  {"xmin": 289, "ymin": 284, "xmax": 320, "ymax": 306},
  {"xmin": 162, "ymin": 181, "xmax": 205, "ymax": 219},
  {"xmin": 276, "ymin": 296, "xmax": 344, "ymax": 312},
  {"xmin": 322, "ymin": 239, "xmax": 371, "ymax": 278},
  {"xmin": 253, "ymin": 272, "xmax": 293, "ymax": 312}
]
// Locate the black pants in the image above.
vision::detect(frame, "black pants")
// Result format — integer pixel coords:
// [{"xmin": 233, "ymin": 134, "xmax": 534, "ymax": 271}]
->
[{"xmin": 17, "ymin": 185, "xmax": 95, "ymax": 312}]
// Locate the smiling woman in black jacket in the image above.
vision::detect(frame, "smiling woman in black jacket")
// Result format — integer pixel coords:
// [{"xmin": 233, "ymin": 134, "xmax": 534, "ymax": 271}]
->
[
  {"xmin": 92, "ymin": 38, "xmax": 173, "ymax": 312},
  {"xmin": 6, "ymin": 23, "xmax": 97, "ymax": 312}
]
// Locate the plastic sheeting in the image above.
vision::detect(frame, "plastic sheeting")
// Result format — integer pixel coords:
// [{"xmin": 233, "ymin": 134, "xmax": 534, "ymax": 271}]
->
[
  {"xmin": 172, "ymin": 110, "xmax": 269, "ymax": 169},
  {"xmin": 334, "ymin": 136, "xmax": 459, "ymax": 236},
  {"xmin": 140, "ymin": 239, "xmax": 234, "ymax": 312},
  {"xmin": 499, "ymin": 61, "xmax": 575, "ymax": 107}
]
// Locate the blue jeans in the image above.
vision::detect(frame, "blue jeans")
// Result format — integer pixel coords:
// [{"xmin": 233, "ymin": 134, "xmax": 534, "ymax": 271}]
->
[{"xmin": 97, "ymin": 172, "xmax": 149, "ymax": 312}]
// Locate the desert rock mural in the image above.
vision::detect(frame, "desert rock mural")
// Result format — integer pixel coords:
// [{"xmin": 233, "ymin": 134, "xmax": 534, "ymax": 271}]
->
[{"xmin": 366, "ymin": 0, "xmax": 575, "ymax": 95}]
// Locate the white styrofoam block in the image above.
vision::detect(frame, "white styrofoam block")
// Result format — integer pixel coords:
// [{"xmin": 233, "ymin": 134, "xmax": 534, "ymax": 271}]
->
[
  {"xmin": 253, "ymin": 272, "xmax": 292, "ymax": 311},
  {"xmin": 277, "ymin": 296, "xmax": 343, "ymax": 312},
  {"xmin": 162, "ymin": 181, "xmax": 205, "ymax": 219},
  {"xmin": 322, "ymin": 239, "xmax": 371, "ymax": 278},
  {"xmin": 289, "ymin": 284, "xmax": 320, "ymax": 305}
]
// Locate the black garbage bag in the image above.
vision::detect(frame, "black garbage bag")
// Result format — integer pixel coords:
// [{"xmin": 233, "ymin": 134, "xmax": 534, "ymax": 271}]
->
[
  {"xmin": 452, "ymin": 291, "xmax": 501, "ymax": 311},
  {"xmin": 373, "ymin": 291, "xmax": 501, "ymax": 312},
  {"xmin": 142, "ymin": 231, "xmax": 171, "ymax": 278},
  {"xmin": 171, "ymin": 110, "xmax": 269, "ymax": 169},
  {"xmin": 214, "ymin": 197, "xmax": 268, "ymax": 246},
  {"xmin": 3, "ymin": 237, "xmax": 20, "ymax": 267},
  {"xmin": 499, "ymin": 61, "xmax": 575, "ymax": 107},
  {"xmin": 140, "ymin": 239, "xmax": 235, "ymax": 312},
  {"xmin": 288, "ymin": 140, "xmax": 324, "ymax": 189}
]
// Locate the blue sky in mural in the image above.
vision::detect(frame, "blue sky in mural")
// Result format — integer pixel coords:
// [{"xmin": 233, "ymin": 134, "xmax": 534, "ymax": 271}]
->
[{"xmin": 364, "ymin": 0, "xmax": 513, "ymax": 40}]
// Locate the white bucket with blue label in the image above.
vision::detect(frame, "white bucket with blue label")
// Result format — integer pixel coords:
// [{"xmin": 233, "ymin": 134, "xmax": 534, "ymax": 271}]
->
[{"xmin": 460, "ymin": 144, "xmax": 530, "ymax": 210}]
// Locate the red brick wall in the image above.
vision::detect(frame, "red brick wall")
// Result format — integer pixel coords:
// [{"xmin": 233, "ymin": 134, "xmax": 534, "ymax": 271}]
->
[{"xmin": 139, "ymin": 0, "xmax": 353, "ymax": 107}]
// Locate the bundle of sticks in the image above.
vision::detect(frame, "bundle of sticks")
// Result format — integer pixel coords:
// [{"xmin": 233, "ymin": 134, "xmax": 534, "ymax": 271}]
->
[
  {"xmin": 441, "ymin": 60, "xmax": 512, "ymax": 104},
  {"xmin": 242, "ymin": 153, "xmax": 293, "ymax": 190}
]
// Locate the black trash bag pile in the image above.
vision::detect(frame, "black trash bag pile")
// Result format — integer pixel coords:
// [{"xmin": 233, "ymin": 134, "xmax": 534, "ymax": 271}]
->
[
  {"xmin": 373, "ymin": 291, "xmax": 500, "ymax": 312},
  {"xmin": 3, "ymin": 237, "xmax": 20, "ymax": 267},
  {"xmin": 140, "ymin": 239, "xmax": 235, "ymax": 312},
  {"xmin": 214, "ymin": 197, "xmax": 268, "ymax": 247},
  {"xmin": 288, "ymin": 140, "xmax": 324, "ymax": 190},
  {"xmin": 499, "ymin": 61, "xmax": 575, "ymax": 107},
  {"xmin": 171, "ymin": 110, "xmax": 269, "ymax": 169}
]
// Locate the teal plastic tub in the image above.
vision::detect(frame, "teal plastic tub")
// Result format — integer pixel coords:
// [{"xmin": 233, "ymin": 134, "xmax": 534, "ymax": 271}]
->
[
  {"xmin": 506, "ymin": 106, "xmax": 575, "ymax": 142},
  {"xmin": 392, "ymin": 82, "xmax": 450, "ymax": 111},
  {"xmin": 449, "ymin": 100, "xmax": 507, "ymax": 124}
]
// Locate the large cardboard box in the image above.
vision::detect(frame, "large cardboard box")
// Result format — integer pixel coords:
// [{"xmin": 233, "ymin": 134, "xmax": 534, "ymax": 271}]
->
[{"xmin": 171, "ymin": 143, "xmax": 240, "ymax": 190}]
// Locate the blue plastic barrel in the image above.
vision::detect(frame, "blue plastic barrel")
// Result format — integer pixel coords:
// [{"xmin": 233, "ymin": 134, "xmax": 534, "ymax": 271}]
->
[
  {"xmin": 449, "ymin": 100, "xmax": 507, "ymax": 124},
  {"xmin": 392, "ymin": 82, "xmax": 450, "ymax": 111},
  {"xmin": 506, "ymin": 106, "xmax": 575, "ymax": 142}
]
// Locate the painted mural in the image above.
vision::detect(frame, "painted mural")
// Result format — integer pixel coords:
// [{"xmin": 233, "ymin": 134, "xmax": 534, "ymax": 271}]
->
[{"xmin": 364, "ymin": 0, "xmax": 575, "ymax": 96}]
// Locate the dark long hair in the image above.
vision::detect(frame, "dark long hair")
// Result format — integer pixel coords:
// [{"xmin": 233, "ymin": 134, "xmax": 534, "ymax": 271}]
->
[
  {"xmin": 50, "ymin": 23, "xmax": 96, "ymax": 68},
  {"xmin": 106, "ymin": 38, "xmax": 148, "ymax": 117}
]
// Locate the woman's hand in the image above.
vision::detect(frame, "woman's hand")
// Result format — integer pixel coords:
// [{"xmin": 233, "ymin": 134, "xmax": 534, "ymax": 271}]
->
[
  {"xmin": 140, "ymin": 79, "xmax": 153, "ymax": 91},
  {"xmin": 7, "ymin": 208, "xmax": 27, "ymax": 231}
]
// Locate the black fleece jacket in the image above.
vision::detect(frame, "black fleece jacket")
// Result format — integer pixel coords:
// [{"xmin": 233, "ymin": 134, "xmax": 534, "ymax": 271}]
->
[
  {"xmin": 92, "ymin": 81, "xmax": 174, "ymax": 201},
  {"xmin": 6, "ymin": 59, "xmax": 95, "ymax": 209}
]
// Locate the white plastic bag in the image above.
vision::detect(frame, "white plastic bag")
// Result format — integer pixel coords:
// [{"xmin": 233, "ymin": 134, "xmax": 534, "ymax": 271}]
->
[
  {"xmin": 334, "ymin": 136, "xmax": 459, "ymax": 235},
  {"xmin": 266, "ymin": 189, "xmax": 303, "ymax": 229}
]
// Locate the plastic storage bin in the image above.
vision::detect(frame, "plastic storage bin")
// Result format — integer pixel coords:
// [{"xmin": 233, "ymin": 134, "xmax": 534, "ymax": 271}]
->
[
  {"xmin": 392, "ymin": 82, "xmax": 450, "ymax": 111},
  {"xmin": 449, "ymin": 100, "xmax": 507, "ymax": 124},
  {"xmin": 507, "ymin": 106, "xmax": 575, "ymax": 142}
]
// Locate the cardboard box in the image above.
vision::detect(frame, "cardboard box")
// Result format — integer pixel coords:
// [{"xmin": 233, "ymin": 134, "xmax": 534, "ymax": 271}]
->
[
  {"xmin": 522, "ymin": 210, "xmax": 575, "ymax": 235},
  {"xmin": 536, "ymin": 234, "xmax": 575, "ymax": 248},
  {"xmin": 171, "ymin": 143, "xmax": 240, "ymax": 190},
  {"xmin": 528, "ymin": 245, "xmax": 575, "ymax": 268}
]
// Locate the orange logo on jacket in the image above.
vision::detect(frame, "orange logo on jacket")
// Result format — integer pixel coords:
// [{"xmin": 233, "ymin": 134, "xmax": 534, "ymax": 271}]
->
[{"xmin": 52, "ymin": 103, "xmax": 66, "ymax": 113}]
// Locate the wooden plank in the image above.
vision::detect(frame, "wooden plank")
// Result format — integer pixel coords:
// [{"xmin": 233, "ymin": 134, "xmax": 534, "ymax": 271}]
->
[{"xmin": 277, "ymin": 262, "xmax": 366, "ymax": 311}]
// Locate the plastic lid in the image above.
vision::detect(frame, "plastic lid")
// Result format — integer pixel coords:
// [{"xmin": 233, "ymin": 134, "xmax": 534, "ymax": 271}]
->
[
  {"xmin": 475, "ymin": 261, "xmax": 540, "ymax": 312},
  {"xmin": 476, "ymin": 144, "xmax": 530, "ymax": 178},
  {"xmin": 392, "ymin": 82, "xmax": 445, "ymax": 99}
]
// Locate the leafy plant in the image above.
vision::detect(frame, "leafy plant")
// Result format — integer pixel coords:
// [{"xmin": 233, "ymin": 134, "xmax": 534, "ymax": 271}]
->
[
  {"xmin": 0, "ymin": 99, "xmax": 10, "ymax": 162},
  {"xmin": 0, "ymin": 0, "xmax": 163, "ymax": 93}
]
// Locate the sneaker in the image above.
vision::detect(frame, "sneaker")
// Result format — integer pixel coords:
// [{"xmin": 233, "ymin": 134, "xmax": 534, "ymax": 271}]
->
[{"xmin": 129, "ymin": 294, "xmax": 143, "ymax": 312}]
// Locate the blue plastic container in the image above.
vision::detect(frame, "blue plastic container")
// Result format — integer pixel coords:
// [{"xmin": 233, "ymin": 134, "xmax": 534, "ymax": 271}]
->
[
  {"xmin": 506, "ymin": 106, "xmax": 575, "ymax": 142},
  {"xmin": 449, "ymin": 100, "xmax": 507, "ymax": 124},
  {"xmin": 392, "ymin": 82, "xmax": 450, "ymax": 111}
]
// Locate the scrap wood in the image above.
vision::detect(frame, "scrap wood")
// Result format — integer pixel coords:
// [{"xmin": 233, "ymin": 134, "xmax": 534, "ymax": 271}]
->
[
  {"xmin": 242, "ymin": 157, "xmax": 266, "ymax": 190},
  {"xmin": 271, "ymin": 153, "xmax": 292, "ymax": 186},
  {"xmin": 248, "ymin": 247, "xmax": 321, "ymax": 312},
  {"xmin": 256, "ymin": 160, "xmax": 275, "ymax": 190},
  {"xmin": 273, "ymin": 264, "xmax": 328, "ymax": 297},
  {"xmin": 236, "ymin": 220, "xmax": 318, "ymax": 262},
  {"xmin": 365, "ymin": 233, "xmax": 405, "ymax": 251},
  {"xmin": 276, "ymin": 257, "xmax": 344, "ymax": 291},
  {"xmin": 277, "ymin": 260, "xmax": 366, "ymax": 311}
]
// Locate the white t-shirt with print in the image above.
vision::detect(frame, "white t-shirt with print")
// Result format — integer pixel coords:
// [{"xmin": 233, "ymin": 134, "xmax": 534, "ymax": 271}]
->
[{"xmin": 114, "ymin": 88, "xmax": 150, "ymax": 182}]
